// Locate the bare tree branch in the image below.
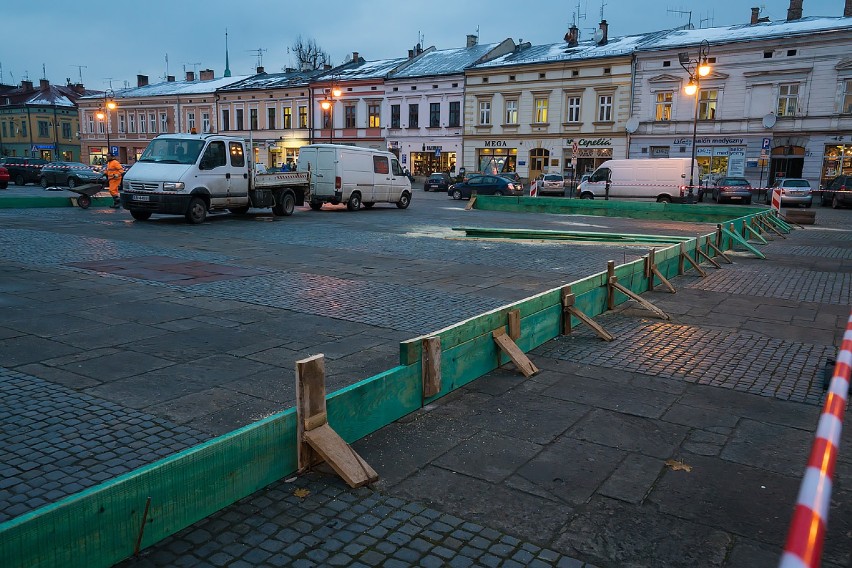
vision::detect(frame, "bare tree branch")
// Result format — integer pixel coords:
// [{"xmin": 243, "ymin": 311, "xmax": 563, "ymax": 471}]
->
[{"xmin": 291, "ymin": 36, "xmax": 332, "ymax": 71}]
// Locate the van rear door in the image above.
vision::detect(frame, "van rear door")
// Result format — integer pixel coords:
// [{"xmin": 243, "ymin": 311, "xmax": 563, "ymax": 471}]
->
[{"xmin": 314, "ymin": 147, "xmax": 337, "ymax": 199}]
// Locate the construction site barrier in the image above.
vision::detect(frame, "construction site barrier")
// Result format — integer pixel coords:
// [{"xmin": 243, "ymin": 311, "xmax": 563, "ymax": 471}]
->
[
  {"xmin": 0, "ymin": 206, "xmax": 780, "ymax": 568},
  {"xmin": 779, "ymin": 309, "xmax": 852, "ymax": 568}
]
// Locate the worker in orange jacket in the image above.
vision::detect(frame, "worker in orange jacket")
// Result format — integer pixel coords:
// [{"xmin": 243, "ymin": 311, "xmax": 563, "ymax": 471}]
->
[{"xmin": 106, "ymin": 153, "xmax": 123, "ymax": 208}]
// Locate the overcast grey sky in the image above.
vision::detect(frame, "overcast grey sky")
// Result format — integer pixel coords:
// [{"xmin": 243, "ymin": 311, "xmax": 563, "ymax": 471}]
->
[{"xmin": 3, "ymin": 0, "xmax": 845, "ymax": 91}]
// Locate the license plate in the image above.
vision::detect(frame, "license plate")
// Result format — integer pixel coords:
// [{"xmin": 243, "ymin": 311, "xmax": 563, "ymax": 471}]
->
[
  {"xmin": 132, "ymin": 194, "xmax": 150, "ymax": 202},
  {"xmin": 730, "ymin": 196, "xmax": 742, "ymax": 200}
]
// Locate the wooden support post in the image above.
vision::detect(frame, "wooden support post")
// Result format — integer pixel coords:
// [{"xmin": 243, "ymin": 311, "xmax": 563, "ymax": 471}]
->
[
  {"xmin": 296, "ymin": 354, "xmax": 379, "ymax": 488},
  {"xmin": 716, "ymin": 224, "xmax": 724, "ymax": 250},
  {"xmin": 422, "ymin": 336, "xmax": 441, "ymax": 398},
  {"xmin": 508, "ymin": 309, "xmax": 521, "ymax": 341},
  {"xmin": 465, "ymin": 192, "xmax": 477, "ymax": 211},
  {"xmin": 752, "ymin": 217, "xmax": 774, "ymax": 240},
  {"xmin": 609, "ymin": 278, "xmax": 670, "ymax": 320},
  {"xmin": 706, "ymin": 236, "xmax": 732, "ymax": 264},
  {"xmin": 680, "ymin": 242, "xmax": 706, "ymax": 277},
  {"xmin": 562, "ymin": 290, "xmax": 614, "ymax": 341},
  {"xmin": 696, "ymin": 246, "xmax": 722, "ymax": 268},
  {"xmin": 722, "ymin": 225, "xmax": 766, "ymax": 259},
  {"xmin": 647, "ymin": 248, "xmax": 675, "ymax": 293},
  {"xmin": 606, "ymin": 260, "xmax": 615, "ymax": 310},
  {"xmin": 761, "ymin": 216, "xmax": 787, "ymax": 238},
  {"xmin": 743, "ymin": 223, "xmax": 768, "ymax": 245},
  {"xmin": 493, "ymin": 328, "xmax": 539, "ymax": 377}
]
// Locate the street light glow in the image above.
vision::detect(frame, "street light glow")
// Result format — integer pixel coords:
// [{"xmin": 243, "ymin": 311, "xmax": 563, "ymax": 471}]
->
[{"xmin": 684, "ymin": 79, "xmax": 697, "ymax": 96}]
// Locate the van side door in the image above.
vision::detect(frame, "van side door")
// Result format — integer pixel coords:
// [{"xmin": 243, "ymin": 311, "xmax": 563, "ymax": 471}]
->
[
  {"xmin": 390, "ymin": 157, "xmax": 409, "ymax": 201},
  {"xmin": 372, "ymin": 154, "xmax": 391, "ymax": 202},
  {"xmin": 196, "ymin": 140, "xmax": 230, "ymax": 206},
  {"xmin": 227, "ymin": 141, "xmax": 249, "ymax": 205},
  {"xmin": 587, "ymin": 167, "xmax": 611, "ymax": 198}
]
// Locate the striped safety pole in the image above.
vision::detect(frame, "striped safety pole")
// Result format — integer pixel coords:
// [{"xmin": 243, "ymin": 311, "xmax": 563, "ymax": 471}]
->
[{"xmin": 779, "ymin": 309, "xmax": 852, "ymax": 568}]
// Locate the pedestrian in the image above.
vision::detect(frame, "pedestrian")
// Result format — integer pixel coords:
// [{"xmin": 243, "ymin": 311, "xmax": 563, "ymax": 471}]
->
[{"xmin": 105, "ymin": 153, "xmax": 123, "ymax": 208}]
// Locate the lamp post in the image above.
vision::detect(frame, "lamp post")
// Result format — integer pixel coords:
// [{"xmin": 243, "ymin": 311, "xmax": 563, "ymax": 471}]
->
[
  {"xmin": 95, "ymin": 89, "xmax": 117, "ymax": 160},
  {"xmin": 319, "ymin": 84, "xmax": 341, "ymax": 144},
  {"xmin": 679, "ymin": 40, "xmax": 711, "ymax": 204}
]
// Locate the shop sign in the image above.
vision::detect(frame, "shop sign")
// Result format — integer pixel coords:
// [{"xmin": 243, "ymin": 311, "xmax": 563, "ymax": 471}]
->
[
  {"xmin": 727, "ymin": 149, "xmax": 745, "ymax": 177},
  {"xmin": 673, "ymin": 137, "xmax": 745, "ymax": 146},
  {"xmin": 388, "ymin": 141, "xmax": 399, "ymax": 149},
  {"xmin": 484, "ymin": 141, "xmax": 507, "ymax": 147},
  {"xmin": 565, "ymin": 138, "xmax": 612, "ymax": 147},
  {"xmin": 425, "ymin": 145, "xmax": 442, "ymax": 151}
]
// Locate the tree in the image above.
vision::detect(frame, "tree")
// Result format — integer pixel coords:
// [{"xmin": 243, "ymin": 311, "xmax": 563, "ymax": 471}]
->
[{"xmin": 291, "ymin": 36, "xmax": 332, "ymax": 71}]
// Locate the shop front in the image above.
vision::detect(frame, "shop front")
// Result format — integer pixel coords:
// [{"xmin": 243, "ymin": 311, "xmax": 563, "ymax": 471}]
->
[
  {"xmin": 631, "ymin": 136, "xmax": 758, "ymax": 186},
  {"xmin": 820, "ymin": 139, "xmax": 852, "ymax": 188},
  {"xmin": 389, "ymin": 139, "xmax": 461, "ymax": 177}
]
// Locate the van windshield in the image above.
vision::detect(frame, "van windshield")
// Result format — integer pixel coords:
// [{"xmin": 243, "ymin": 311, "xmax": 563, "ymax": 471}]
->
[{"xmin": 138, "ymin": 138, "xmax": 205, "ymax": 165}]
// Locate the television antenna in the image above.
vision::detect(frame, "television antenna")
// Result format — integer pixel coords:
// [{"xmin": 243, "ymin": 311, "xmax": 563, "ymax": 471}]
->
[
  {"xmin": 183, "ymin": 62, "xmax": 201, "ymax": 78},
  {"xmin": 599, "ymin": 0, "xmax": 607, "ymax": 20},
  {"xmin": 667, "ymin": 7, "xmax": 694, "ymax": 29},
  {"xmin": 698, "ymin": 11, "xmax": 715, "ymax": 28},
  {"xmin": 70, "ymin": 64, "xmax": 87, "ymax": 84},
  {"xmin": 572, "ymin": 0, "xmax": 587, "ymax": 27},
  {"xmin": 248, "ymin": 48, "xmax": 268, "ymax": 69}
]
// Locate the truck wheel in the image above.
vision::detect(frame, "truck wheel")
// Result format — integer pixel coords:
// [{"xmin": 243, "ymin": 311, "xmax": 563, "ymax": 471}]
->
[
  {"xmin": 309, "ymin": 201, "xmax": 323, "ymax": 211},
  {"xmin": 347, "ymin": 192, "xmax": 362, "ymax": 211},
  {"xmin": 656, "ymin": 195, "xmax": 672, "ymax": 203},
  {"xmin": 229, "ymin": 206, "xmax": 250, "ymax": 215},
  {"xmin": 580, "ymin": 192, "xmax": 594, "ymax": 199},
  {"xmin": 272, "ymin": 192, "xmax": 295, "ymax": 216},
  {"xmin": 15, "ymin": 175, "xmax": 24, "ymax": 186},
  {"xmin": 130, "ymin": 210, "xmax": 152, "ymax": 221},
  {"xmin": 185, "ymin": 197, "xmax": 207, "ymax": 224},
  {"xmin": 396, "ymin": 192, "xmax": 411, "ymax": 209}
]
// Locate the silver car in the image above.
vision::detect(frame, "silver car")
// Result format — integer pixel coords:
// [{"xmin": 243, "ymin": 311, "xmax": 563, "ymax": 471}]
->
[
  {"xmin": 712, "ymin": 177, "xmax": 753, "ymax": 204},
  {"xmin": 765, "ymin": 178, "xmax": 812, "ymax": 208}
]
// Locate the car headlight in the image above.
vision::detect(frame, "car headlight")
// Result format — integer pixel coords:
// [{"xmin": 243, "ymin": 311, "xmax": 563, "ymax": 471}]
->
[{"xmin": 163, "ymin": 182, "xmax": 185, "ymax": 191}]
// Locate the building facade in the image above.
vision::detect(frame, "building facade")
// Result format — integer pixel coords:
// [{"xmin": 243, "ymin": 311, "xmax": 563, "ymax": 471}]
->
[{"xmin": 630, "ymin": 12, "xmax": 852, "ymax": 190}]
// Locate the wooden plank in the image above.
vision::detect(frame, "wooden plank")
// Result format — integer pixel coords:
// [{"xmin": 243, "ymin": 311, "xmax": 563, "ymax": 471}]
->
[
  {"xmin": 696, "ymin": 246, "xmax": 722, "ymax": 269},
  {"xmin": 304, "ymin": 411, "xmax": 327, "ymax": 431},
  {"xmin": 508, "ymin": 309, "xmax": 520, "ymax": 340},
  {"xmin": 304, "ymin": 424, "xmax": 378, "ymax": 488},
  {"xmin": 743, "ymin": 223, "xmax": 768, "ymax": 244},
  {"xmin": 680, "ymin": 242, "xmax": 706, "ymax": 277},
  {"xmin": 464, "ymin": 195, "xmax": 477, "ymax": 210},
  {"xmin": 561, "ymin": 287, "xmax": 574, "ymax": 335},
  {"xmin": 723, "ymin": 225, "xmax": 766, "ymax": 259},
  {"xmin": 651, "ymin": 266, "xmax": 677, "ymax": 293},
  {"xmin": 492, "ymin": 328, "xmax": 539, "ymax": 377},
  {"xmin": 566, "ymin": 305, "xmax": 614, "ymax": 341},
  {"xmin": 296, "ymin": 354, "xmax": 326, "ymax": 471},
  {"xmin": 606, "ymin": 260, "xmax": 615, "ymax": 310},
  {"xmin": 706, "ymin": 236, "xmax": 732, "ymax": 263},
  {"xmin": 611, "ymin": 280, "xmax": 670, "ymax": 320},
  {"xmin": 422, "ymin": 336, "xmax": 441, "ymax": 398}
]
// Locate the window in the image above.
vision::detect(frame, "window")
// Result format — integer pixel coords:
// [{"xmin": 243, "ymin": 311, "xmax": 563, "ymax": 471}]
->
[
  {"xmin": 119, "ymin": 115, "xmax": 126, "ymax": 133},
  {"xmin": 235, "ymin": 109, "xmax": 244, "ymax": 130},
  {"xmin": 448, "ymin": 101, "xmax": 460, "ymax": 127},
  {"xmin": 128, "ymin": 114, "xmax": 136, "ymax": 133},
  {"xmin": 597, "ymin": 95, "xmax": 613, "ymax": 122},
  {"xmin": 62, "ymin": 123, "xmax": 71, "ymax": 139},
  {"xmin": 201, "ymin": 141, "xmax": 226, "ymax": 168},
  {"xmin": 408, "ymin": 104, "xmax": 419, "ymax": 127},
  {"xmin": 298, "ymin": 106, "xmax": 307, "ymax": 128},
  {"xmin": 373, "ymin": 155, "xmax": 390, "ymax": 174},
  {"xmin": 283, "ymin": 107, "xmax": 292, "ymax": 129},
  {"xmin": 534, "ymin": 98, "xmax": 548, "ymax": 123},
  {"xmin": 655, "ymin": 92, "xmax": 673, "ymax": 121},
  {"xmin": 566, "ymin": 96, "xmax": 581, "ymax": 123},
  {"xmin": 344, "ymin": 105, "xmax": 356, "ymax": 128},
  {"xmin": 229, "ymin": 141, "xmax": 245, "ymax": 167},
  {"xmin": 479, "ymin": 100, "xmax": 491, "ymax": 125},
  {"xmin": 38, "ymin": 121, "xmax": 48, "ymax": 137},
  {"xmin": 391, "ymin": 104, "xmax": 400, "ymax": 128},
  {"xmin": 249, "ymin": 109, "xmax": 258, "ymax": 130},
  {"xmin": 186, "ymin": 112, "xmax": 195, "ymax": 133},
  {"xmin": 1, "ymin": 122, "xmax": 5, "ymax": 138},
  {"xmin": 429, "ymin": 103, "xmax": 440, "ymax": 127},
  {"xmin": 368, "ymin": 103, "xmax": 380, "ymax": 127},
  {"xmin": 202, "ymin": 112, "xmax": 210, "ymax": 133},
  {"xmin": 87, "ymin": 115, "xmax": 94, "ymax": 134},
  {"xmin": 161, "ymin": 112, "xmax": 168, "ymax": 133},
  {"xmin": 267, "ymin": 107, "xmax": 276, "ymax": 129},
  {"xmin": 139, "ymin": 113, "xmax": 147, "ymax": 133},
  {"xmin": 777, "ymin": 83, "xmax": 799, "ymax": 117},
  {"xmin": 698, "ymin": 90, "xmax": 718, "ymax": 120},
  {"xmin": 222, "ymin": 109, "xmax": 230, "ymax": 131},
  {"xmin": 322, "ymin": 107, "xmax": 330, "ymax": 128},
  {"xmin": 764, "ymin": 51, "xmax": 773, "ymax": 58},
  {"xmin": 150, "ymin": 113, "xmax": 157, "ymax": 133},
  {"xmin": 505, "ymin": 100, "xmax": 518, "ymax": 125},
  {"xmin": 20, "ymin": 121, "xmax": 26, "ymax": 137},
  {"xmin": 843, "ymin": 80, "xmax": 852, "ymax": 114},
  {"xmin": 96, "ymin": 118, "xmax": 103, "ymax": 134}
]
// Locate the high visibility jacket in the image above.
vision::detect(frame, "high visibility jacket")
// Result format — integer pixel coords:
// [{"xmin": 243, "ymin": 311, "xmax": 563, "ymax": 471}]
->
[{"xmin": 106, "ymin": 159, "xmax": 123, "ymax": 194}]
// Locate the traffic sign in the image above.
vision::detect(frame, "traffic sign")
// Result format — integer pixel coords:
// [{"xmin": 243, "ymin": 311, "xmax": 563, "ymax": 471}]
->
[
  {"xmin": 572, "ymin": 141, "xmax": 579, "ymax": 158},
  {"xmin": 111, "ymin": 146, "xmax": 119, "ymax": 155},
  {"xmin": 761, "ymin": 137, "xmax": 771, "ymax": 152}
]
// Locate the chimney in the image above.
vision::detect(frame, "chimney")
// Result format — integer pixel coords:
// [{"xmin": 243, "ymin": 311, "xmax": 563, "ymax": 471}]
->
[
  {"xmin": 199, "ymin": 69, "xmax": 214, "ymax": 81},
  {"xmin": 137, "ymin": 74, "xmax": 148, "ymax": 87},
  {"xmin": 845, "ymin": 0, "xmax": 851, "ymax": 17},
  {"xmin": 21, "ymin": 80, "xmax": 33, "ymax": 92},
  {"xmin": 323, "ymin": 63, "xmax": 332, "ymax": 70},
  {"xmin": 751, "ymin": 7, "xmax": 760, "ymax": 24},
  {"xmin": 787, "ymin": 0, "xmax": 803, "ymax": 21},
  {"xmin": 564, "ymin": 24, "xmax": 579, "ymax": 46},
  {"xmin": 167, "ymin": 75, "xmax": 175, "ymax": 82},
  {"xmin": 416, "ymin": 43, "xmax": 423, "ymax": 55},
  {"xmin": 352, "ymin": 51, "xmax": 359, "ymax": 62},
  {"xmin": 256, "ymin": 66, "xmax": 265, "ymax": 74},
  {"xmin": 185, "ymin": 71, "xmax": 195, "ymax": 81},
  {"xmin": 73, "ymin": 84, "xmax": 85, "ymax": 95},
  {"xmin": 39, "ymin": 78, "xmax": 50, "ymax": 90},
  {"xmin": 597, "ymin": 20, "xmax": 609, "ymax": 45},
  {"xmin": 408, "ymin": 49, "xmax": 414, "ymax": 58},
  {"xmin": 466, "ymin": 34, "xmax": 478, "ymax": 47}
]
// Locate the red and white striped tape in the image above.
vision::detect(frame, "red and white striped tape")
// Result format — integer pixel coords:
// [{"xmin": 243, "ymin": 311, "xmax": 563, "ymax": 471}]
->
[{"xmin": 779, "ymin": 310, "xmax": 852, "ymax": 568}]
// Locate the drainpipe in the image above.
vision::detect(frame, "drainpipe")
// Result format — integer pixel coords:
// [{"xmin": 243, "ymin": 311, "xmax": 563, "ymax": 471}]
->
[
  {"xmin": 26, "ymin": 107, "xmax": 34, "ymax": 157},
  {"xmin": 628, "ymin": 52, "xmax": 637, "ymax": 159},
  {"xmin": 308, "ymin": 85, "xmax": 314, "ymax": 144}
]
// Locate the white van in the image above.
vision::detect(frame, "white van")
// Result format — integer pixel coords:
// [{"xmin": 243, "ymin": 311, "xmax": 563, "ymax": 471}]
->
[
  {"xmin": 297, "ymin": 144, "xmax": 412, "ymax": 211},
  {"xmin": 577, "ymin": 158, "xmax": 699, "ymax": 203}
]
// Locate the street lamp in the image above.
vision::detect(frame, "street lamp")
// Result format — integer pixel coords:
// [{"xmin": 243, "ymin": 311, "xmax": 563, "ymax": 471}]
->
[
  {"xmin": 95, "ymin": 89, "xmax": 117, "ymax": 160},
  {"xmin": 319, "ymin": 84, "xmax": 341, "ymax": 144},
  {"xmin": 679, "ymin": 40, "xmax": 711, "ymax": 204}
]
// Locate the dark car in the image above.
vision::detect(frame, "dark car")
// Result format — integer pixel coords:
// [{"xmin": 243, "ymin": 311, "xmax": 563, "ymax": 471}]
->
[
  {"xmin": 0, "ymin": 157, "xmax": 49, "ymax": 186},
  {"xmin": 0, "ymin": 166, "xmax": 8, "ymax": 189},
  {"xmin": 712, "ymin": 177, "xmax": 753, "ymax": 204},
  {"xmin": 39, "ymin": 162, "xmax": 106, "ymax": 189},
  {"xmin": 498, "ymin": 172, "xmax": 522, "ymax": 186},
  {"xmin": 821, "ymin": 175, "xmax": 852, "ymax": 208},
  {"xmin": 448, "ymin": 174, "xmax": 523, "ymax": 200},
  {"xmin": 424, "ymin": 172, "xmax": 452, "ymax": 192}
]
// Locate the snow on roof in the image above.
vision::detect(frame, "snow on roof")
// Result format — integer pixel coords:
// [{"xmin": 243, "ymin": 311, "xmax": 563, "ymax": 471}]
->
[
  {"xmin": 390, "ymin": 43, "xmax": 501, "ymax": 78},
  {"xmin": 472, "ymin": 33, "xmax": 658, "ymax": 69},
  {"xmin": 325, "ymin": 57, "xmax": 410, "ymax": 81},
  {"xmin": 218, "ymin": 70, "xmax": 323, "ymax": 91},
  {"xmin": 641, "ymin": 16, "xmax": 851, "ymax": 51},
  {"xmin": 80, "ymin": 75, "xmax": 251, "ymax": 100}
]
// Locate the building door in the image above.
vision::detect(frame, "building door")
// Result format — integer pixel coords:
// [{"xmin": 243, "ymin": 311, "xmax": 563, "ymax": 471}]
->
[
  {"xmin": 529, "ymin": 148, "xmax": 549, "ymax": 181},
  {"xmin": 769, "ymin": 146, "xmax": 804, "ymax": 186}
]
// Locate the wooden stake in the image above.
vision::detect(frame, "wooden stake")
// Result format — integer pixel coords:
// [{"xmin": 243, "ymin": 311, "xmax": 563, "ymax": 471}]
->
[
  {"xmin": 561, "ymin": 287, "xmax": 574, "ymax": 335},
  {"xmin": 680, "ymin": 242, "xmax": 706, "ymax": 277},
  {"xmin": 493, "ymin": 328, "xmax": 539, "ymax": 377},
  {"xmin": 465, "ymin": 192, "xmax": 477, "ymax": 210},
  {"xmin": 606, "ymin": 260, "xmax": 615, "ymax": 310},
  {"xmin": 508, "ymin": 309, "xmax": 521, "ymax": 341},
  {"xmin": 609, "ymin": 279, "xmax": 670, "ymax": 320},
  {"xmin": 706, "ymin": 235, "xmax": 732, "ymax": 263},
  {"xmin": 696, "ymin": 247, "xmax": 722, "ymax": 268},
  {"xmin": 647, "ymin": 248, "xmax": 675, "ymax": 293},
  {"xmin": 652, "ymin": 265, "xmax": 677, "ymax": 293},
  {"xmin": 422, "ymin": 336, "xmax": 441, "ymax": 398},
  {"xmin": 562, "ymin": 291, "xmax": 614, "ymax": 341},
  {"xmin": 743, "ymin": 223, "xmax": 767, "ymax": 244}
]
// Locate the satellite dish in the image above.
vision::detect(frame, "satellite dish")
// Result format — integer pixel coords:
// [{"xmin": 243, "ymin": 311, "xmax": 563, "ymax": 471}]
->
[
  {"xmin": 762, "ymin": 113, "xmax": 777, "ymax": 129},
  {"xmin": 593, "ymin": 28, "xmax": 604, "ymax": 44},
  {"xmin": 625, "ymin": 116, "xmax": 640, "ymax": 133}
]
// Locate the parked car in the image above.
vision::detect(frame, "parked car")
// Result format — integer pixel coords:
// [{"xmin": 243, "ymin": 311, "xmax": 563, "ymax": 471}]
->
[
  {"xmin": 0, "ymin": 166, "xmax": 8, "ymax": 189},
  {"xmin": 712, "ymin": 177, "xmax": 753, "ymax": 204},
  {"xmin": 0, "ymin": 157, "xmax": 49, "ymax": 186},
  {"xmin": 821, "ymin": 175, "xmax": 852, "ymax": 208},
  {"xmin": 449, "ymin": 174, "xmax": 523, "ymax": 200},
  {"xmin": 424, "ymin": 172, "xmax": 452, "ymax": 192},
  {"xmin": 765, "ymin": 178, "xmax": 812, "ymax": 208},
  {"xmin": 535, "ymin": 173, "xmax": 567, "ymax": 196},
  {"xmin": 498, "ymin": 172, "xmax": 522, "ymax": 186},
  {"xmin": 39, "ymin": 162, "xmax": 106, "ymax": 189}
]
